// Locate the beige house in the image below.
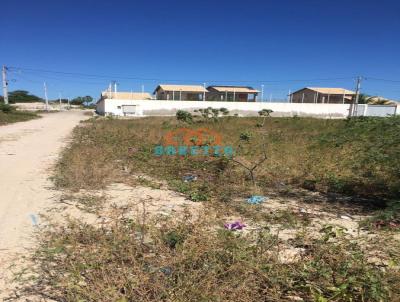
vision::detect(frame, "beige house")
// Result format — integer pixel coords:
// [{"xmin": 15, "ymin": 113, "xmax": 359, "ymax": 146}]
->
[
  {"xmin": 154, "ymin": 84, "xmax": 207, "ymax": 101},
  {"xmin": 207, "ymin": 86, "xmax": 259, "ymax": 102},
  {"xmin": 101, "ymin": 91, "xmax": 153, "ymax": 100},
  {"xmin": 290, "ymin": 87, "xmax": 355, "ymax": 104}
]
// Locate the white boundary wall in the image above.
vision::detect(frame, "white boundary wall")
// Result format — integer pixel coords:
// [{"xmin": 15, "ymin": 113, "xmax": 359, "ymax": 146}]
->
[
  {"xmin": 355, "ymin": 104, "xmax": 398, "ymax": 117},
  {"xmin": 97, "ymin": 99, "xmax": 355, "ymax": 118}
]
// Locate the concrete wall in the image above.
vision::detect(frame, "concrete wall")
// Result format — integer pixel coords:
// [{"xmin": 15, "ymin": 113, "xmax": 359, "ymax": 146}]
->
[
  {"xmin": 99, "ymin": 99, "xmax": 354, "ymax": 118},
  {"xmin": 12, "ymin": 102, "xmax": 79, "ymax": 111},
  {"xmin": 356, "ymin": 104, "xmax": 397, "ymax": 117}
]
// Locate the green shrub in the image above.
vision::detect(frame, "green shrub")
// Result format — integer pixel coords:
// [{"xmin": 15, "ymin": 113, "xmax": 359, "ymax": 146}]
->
[
  {"xmin": 176, "ymin": 110, "xmax": 193, "ymax": 123},
  {"xmin": 361, "ymin": 200, "xmax": 400, "ymax": 230},
  {"xmin": 258, "ymin": 108, "xmax": 273, "ymax": 116},
  {"xmin": 162, "ymin": 230, "xmax": 187, "ymax": 249},
  {"xmin": 0, "ymin": 103, "xmax": 15, "ymax": 113},
  {"xmin": 239, "ymin": 131, "xmax": 252, "ymax": 142},
  {"xmin": 219, "ymin": 107, "xmax": 229, "ymax": 116}
]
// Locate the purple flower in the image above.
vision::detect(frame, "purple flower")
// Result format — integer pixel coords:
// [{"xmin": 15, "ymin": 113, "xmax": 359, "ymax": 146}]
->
[{"xmin": 224, "ymin": 221, "xmax": 246, "ymax": 231}]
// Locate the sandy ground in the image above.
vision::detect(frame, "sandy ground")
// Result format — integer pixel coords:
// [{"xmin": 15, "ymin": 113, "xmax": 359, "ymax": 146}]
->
[{"xmin": 0, "ymin": 111, "xmax": 88, "ymax": 299}]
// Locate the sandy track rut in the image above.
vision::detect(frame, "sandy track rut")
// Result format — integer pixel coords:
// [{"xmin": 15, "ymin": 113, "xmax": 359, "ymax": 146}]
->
[{"xmin": 0, "ymin": 111, "xmax": 88, "ymax": 299}]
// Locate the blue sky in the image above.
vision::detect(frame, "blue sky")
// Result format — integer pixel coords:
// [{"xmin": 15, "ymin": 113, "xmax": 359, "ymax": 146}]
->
[{"xmin": 1, "ymin": 0, "xmax": 400, "ymax": 101}]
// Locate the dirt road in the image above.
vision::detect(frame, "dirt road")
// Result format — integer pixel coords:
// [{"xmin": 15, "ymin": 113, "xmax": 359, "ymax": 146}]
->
[{"xmin": 0, "ymin": 111, "xmax": 88, "ymax": 298}]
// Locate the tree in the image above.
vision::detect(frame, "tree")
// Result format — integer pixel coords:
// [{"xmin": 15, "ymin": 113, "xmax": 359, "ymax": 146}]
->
[
  {"xmin": 357, "ymin": 94, "xmax": 394, "ymax": 105},
  {"xmin": 82, "ymin": 95, "xmax": 93, "ymax": 106},
  {"xmin": 8, "ymin": 90, "xmax": 42, "ymax": 103},
  {"xmin": 258, "ymin": 109, "xmax": 273, "ymax": 127},
  {"xmin": 70, "ymin": 97, "xmax": 85, "ymax": 105},
  {"xmin": 71, "ymin": 96, "xmax": 93, "ymax": 106},
  {"xmin": 357, "ymin": 93, "xmax": 370, "ymax": 104}
]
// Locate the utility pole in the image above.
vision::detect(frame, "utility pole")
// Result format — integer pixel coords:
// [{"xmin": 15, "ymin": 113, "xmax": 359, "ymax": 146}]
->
[
  {"xmin": 68, "ymin": 97, "xmax": 70, "ymax": 109},
  {"xmin": 203, "ymin": 83, "xmax": 206, "ymax": 101},
  {"xmin": 261, "ymin": 84, "xmax": 264, "ymax": 102},
  {"xmin": 2, "ymin": 66, "xmax": 9, "ymax": 104},
  {"xmin": 351, "ymin": 76, "xmax": 362, "ymax": 117},
  {"xmin": 44, "ymin": 82, "xmax": 49, "ymax": 111},
  {"xmin": 59, "ymin": 92, "xmax": 62, "ymax": 111}
]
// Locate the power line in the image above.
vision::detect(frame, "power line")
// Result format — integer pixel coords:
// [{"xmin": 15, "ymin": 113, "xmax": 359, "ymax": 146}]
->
[
  {"xmin": 9, "ymin": 70, "xmax": 107, "ymax": 85},
  {"xmin": 7, "ymin": 66, "xmax": 357, "ymax": 84},
  {"xmin": 8, "ymin": 66, "xmax": 400, "ymax": 86},
  {"xmin": 366, "ymin": 77, "xmax": 400, "ymax": 83}
]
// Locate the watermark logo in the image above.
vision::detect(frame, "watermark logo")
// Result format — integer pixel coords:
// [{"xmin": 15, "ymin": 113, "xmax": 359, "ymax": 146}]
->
[{"xmin": 154, "ymin": 127, "xmax": 234, "ymax": 157}]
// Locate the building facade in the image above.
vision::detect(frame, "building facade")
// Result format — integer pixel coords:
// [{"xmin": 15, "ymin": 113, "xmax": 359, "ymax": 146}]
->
[
  {"xmin": 290, "ymin": 87, "xmax": 355, "ymax": 104},
  {"xmin": 207, "ymin": 86, "xmax": 259, "ymax": 102},
  {"xmin": 154, "ymin": 85, "xmax": 207, "ymax": 101}
]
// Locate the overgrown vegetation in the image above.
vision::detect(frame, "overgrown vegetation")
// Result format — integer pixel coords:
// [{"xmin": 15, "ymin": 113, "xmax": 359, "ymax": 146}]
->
[
  {"xmin": 361, "ymin": 200, "xmax": 400, "ymax": 230},
  {"xmin": 177, "ymin": 107, "xmax": 231, "ymax": 123},
  {"xmin": 0, "ymin": 103, "xmax": 40, "ymax": 125},
  {"xmin": 25, "ymin": 209, "xmax": 400, "ymax": 302},
  {"xmin": 176, "ymin": 110, "xmax": 193, "ymax": 123},
  {"xmin": 2, "ymin": 90, "xmax": 94, "ymax": 106},
  {"xmin": 314, "ymin": 116, "xmax": 400, "ymax": 198},
  {"xmin": 55, "ymin": 115, "xmax": 400, "ymax": 202},
  {"xmin": 23, "ymin": 115, "xmax": 400, "ymax": 301}
]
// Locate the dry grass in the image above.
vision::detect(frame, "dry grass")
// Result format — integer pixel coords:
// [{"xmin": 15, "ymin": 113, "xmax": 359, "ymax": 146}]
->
[
  {"xmin": 22, "ymin": 206, "xmax": 400, "ymax": 302},
  {"xmin": 19, "ymin": 115, "xmax": 400, "ymax": 302},
  {"xmin": 55, "ymin": 116, "xmax": 400, "ymax": 202},
  {"xmin": 0, "ymin": 110, "xmax": 40, "ymax": 125}
]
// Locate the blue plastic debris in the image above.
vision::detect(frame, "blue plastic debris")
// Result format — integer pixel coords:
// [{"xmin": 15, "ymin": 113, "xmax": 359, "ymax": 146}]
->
[
  {"xmin": 29, "ymin": 214, "xmax": 38, "ymax": 226},
  {"xmin": 159, "ymin": 266, "xmax": 172, "ymax": 276},
  {"xmin": 183, "ymin": 174, "xmax": 197, "ymax": 182},
  {"xmin": 246, "ymin": 195, "xmax": 268, "ymax": 205}
]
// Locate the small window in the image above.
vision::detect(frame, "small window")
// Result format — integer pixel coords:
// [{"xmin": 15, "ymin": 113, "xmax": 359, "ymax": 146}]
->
[{"xmin": 117, "ymin": 106, "xmax": 121, "ymax": 109}]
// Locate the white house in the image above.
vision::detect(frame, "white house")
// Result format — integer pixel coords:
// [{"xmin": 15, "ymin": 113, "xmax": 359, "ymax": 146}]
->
[{"xmin": 96, "ymin": 91, "xmax": 153, "ymax": 116}]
